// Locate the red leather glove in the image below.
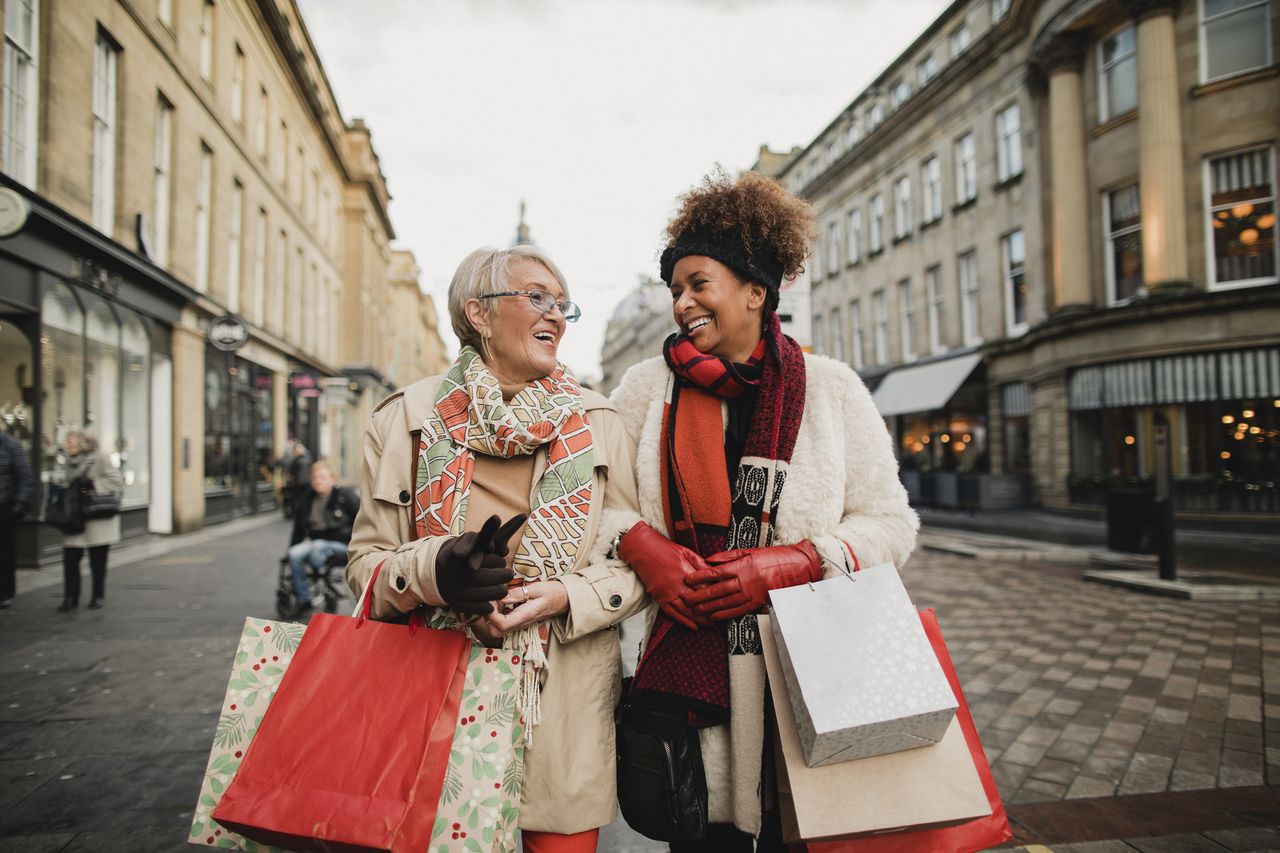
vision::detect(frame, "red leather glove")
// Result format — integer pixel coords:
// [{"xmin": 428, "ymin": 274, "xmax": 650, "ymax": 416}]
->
[
  {"xmin": 617, "ymin": 521, "xmax": 711, "ymax": 630},
  {"xmin": 684, "ymin": 541, "xmax": 823, "ymax": 621}
]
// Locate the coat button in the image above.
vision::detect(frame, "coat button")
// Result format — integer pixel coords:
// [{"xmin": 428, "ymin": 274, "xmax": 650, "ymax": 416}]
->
[
  {"xmin": 609, "ymin": 594, "xmax": 623, "ymax": 608},
  {"xmin": 398, "ymin": 490, "xmax": 411, "ymax": 503}
]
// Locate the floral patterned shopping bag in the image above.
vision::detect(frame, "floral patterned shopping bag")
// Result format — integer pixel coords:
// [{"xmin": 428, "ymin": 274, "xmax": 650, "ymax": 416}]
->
[
  {"xmin": 189, "ymin": 617, "xmax": 303, "ymax": 851},
  {"xmin": 429, "ymin": 643, "xmax": 527, "ymax": 853}
]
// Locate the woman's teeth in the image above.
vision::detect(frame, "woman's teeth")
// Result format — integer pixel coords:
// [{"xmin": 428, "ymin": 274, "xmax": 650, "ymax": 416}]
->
[{"xmin": 687, "ymin": 317, "xmax": 710, "ymax": 332}]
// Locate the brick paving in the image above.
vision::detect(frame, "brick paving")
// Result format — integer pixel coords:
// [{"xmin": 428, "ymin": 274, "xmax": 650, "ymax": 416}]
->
[{"xmin": 898, "ymin": 549, "xmax": 1279, "ymax": 809}]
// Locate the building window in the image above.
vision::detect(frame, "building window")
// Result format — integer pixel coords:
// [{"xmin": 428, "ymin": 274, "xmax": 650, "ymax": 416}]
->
[
  {"xmin": 830, "ymin": 306, "xmax": 845, "ymax": 362},
  {"xmin": 959, "ymin": 249, "xmax": 981, "ymax": 345},
  {"xmin": 41, "ymin": 284, "xmax": 85, "ymax": 469},
  {"xmin": 847, "ymin": 207, "xmax": 862, "ymax": 265},
  {"xmin": 868, "ymin": 102, "xmax": 885, "ymax": 129},
  {"xmin": 1206, "ymin": 146, "xmax": 1277, "ymax": 289},
  {"xmin": 870, "ymin": 194, "xmax": 885, "ymax": 252},
  {"xmin": 91, "ymin": 31, "xmax": 119, "ymax": 235},
  {"xmin": 954, "ymin": 132, "xmax": 976, "ymax": 204},
  {"xmin": 277, "ymin": 119, "xmax": 288, "ymax": 186},
  {"xmin": 152, "ymin": 97, "xmax": 172, "ymax": 266},
  {"xmin": 291, "ymin": 246, "xmax": 303, "ymax": 342},
  {"xmin": 273, "ymin": 229, "xmax": 287, "ymax": 333},
  {"xmin": 894, "ymin": 176, "xmax": 912, "ymax": 239},
  {"xmin": 845, "ymin": 115, "xmax": 863, "ymax": 149},
  {"xmin": 256, "ymin": 86, "xmax": 268, "ymax": 158},
  {"xmin": 1105, "ymin": 183, "xmax": 1143, "ymax": 303},
  {"xmin": 872, "ymin": 289, "xmax": 889, "ymax": 365},
  {"xmin": 891, "ymin": 78, "xmax": 912, "ymax": 109},
  {"xmin": 922, "ymin": 156, "xmax": 942, "ymax": 223},
  {"xmin": 992, "ymin": 0, "xmax": 1010, "ymax": 21},
  {"xmin": 1002, "ymin": 229, "xmax": 1028, "ymax": 336},
  {"xmin": 1099, "ymin": 25, "xmax": 1137, "ymax": 122},
  {"xmin": 228, "ymin": 180, "xmax": 243, "ymax": 312},
  {"xmin": 84, "ymin": 296, "xmax": 120, "ymax": 465},
  {"xmin": 950, "ymin": 22, "xmax": 971, "ymax": 57},
  {"xmin": 199, "ymin": 0, "xmax": 214, "ymax": 81},
  {"xmin": 898, "ymin": 278, "xmax": 916, "ymax": 362},
  {"xmin": 825, "ymin": 139, "xmax": 837, "ymax": 169},
  {"xmin": 253, "ymin": 207, "xmax": 267, "ymax": 323},
  {"xmin": 119, "ymin": 311, "xmax": 151, "ymax": 506},
  {"xmin": 231, "ymin": 43, "xmax": 245, "ymax": 124},
  {"xmin": 813, "ymin": 312, "xmax": 826, "ymax": 356},
  {"xmin": 826, "ymin": 219, "xmax": 840, "ymax": 275},
  {"xmin": 850, "ymin": 299, "xmax": 865, "ymax": 370},
  {"xmin": 3, "ymin": 0, "xmax": 39, "ymax": 188},
  {"xmin": 157, "ymin": 0, "xmax": 172, "ymax": 27},
  {"xmin": 1200, "ymin": 0, "xmax": 1272, "ymax": 82},
  {"xmin": 919, "ymin": 53, "xmax": 937, "ymax": 87},
  {"xmin": 195, "ymin": 144, "xmax": 212, "ymax": 292},
  {"xmin": 996, "ymin": 104, "xmax": 1022, "ymax": 182},
  {"xmin": 926, "ymin": 264, "xmax": 944, "ymax": 354}
]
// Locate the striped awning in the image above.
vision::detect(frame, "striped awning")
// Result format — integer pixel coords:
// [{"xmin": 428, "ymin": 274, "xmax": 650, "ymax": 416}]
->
[
  {"xmin": 1070, "ymin": 347, "xmax": 1280, "ymax": 410},
  {"xmin": 1002, "ymin": 382, "xmax": 1032, "ymax": 417}
]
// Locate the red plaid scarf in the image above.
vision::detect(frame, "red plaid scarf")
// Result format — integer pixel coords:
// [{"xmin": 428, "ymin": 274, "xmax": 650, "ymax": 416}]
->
[{"xmin": 634, "ymin": 313, "xmax": 806, "ymax": 720}]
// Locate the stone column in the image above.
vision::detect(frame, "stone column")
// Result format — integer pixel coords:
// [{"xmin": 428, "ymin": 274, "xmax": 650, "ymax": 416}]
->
[
  {"xmin": 1042, "ymin": 34, "xmax": 1093, "ymax": 312},
  {"xmin": 1127, "ymin": 0, "xmax": 1191, "ymax": 290},
  {"xmin": 170, "ymin": 310, "xmax": 206, "ymax": 532}
]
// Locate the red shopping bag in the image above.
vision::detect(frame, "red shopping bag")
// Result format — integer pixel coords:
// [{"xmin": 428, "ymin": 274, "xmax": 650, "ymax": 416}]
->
[
  {"xmin": 213, "ymin": 592, "xmax": 470, "ymax": 853},
  {"xmin": 798, "ymin": 608, "xmax": 1013, "ymax": 853}
]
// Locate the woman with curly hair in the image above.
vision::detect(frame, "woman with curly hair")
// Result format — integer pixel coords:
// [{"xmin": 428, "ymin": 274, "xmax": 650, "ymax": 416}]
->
[{"xmin": 611, "ymin": 170, "xmax": 920, "ymax": 851}]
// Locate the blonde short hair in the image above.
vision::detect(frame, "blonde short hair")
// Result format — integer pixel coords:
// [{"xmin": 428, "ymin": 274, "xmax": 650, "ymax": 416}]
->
[{"xmin": 447, "ymin": 245, "xmax": 569, "ymax": 352}]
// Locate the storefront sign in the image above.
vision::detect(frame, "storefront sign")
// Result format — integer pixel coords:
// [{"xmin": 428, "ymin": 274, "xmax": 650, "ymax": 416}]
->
[
  {"xmin": 208, "ymin": 313, "xmax": 250, "ymax": 352},
  {"xmin": 70, "ymin": 257, "xmax": 123, "ymax": 296}
]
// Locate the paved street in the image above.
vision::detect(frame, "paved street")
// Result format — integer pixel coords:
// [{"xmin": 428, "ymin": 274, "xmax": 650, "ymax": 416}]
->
[{"xmin": 0, "ymin": 519, "xmax": 1277, "ymax": 852}]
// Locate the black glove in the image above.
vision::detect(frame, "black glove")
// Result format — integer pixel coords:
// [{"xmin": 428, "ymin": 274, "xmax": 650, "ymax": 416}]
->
[{"xmin": 435, "ymin": 513, "xmax": 526, "ymax": 615}]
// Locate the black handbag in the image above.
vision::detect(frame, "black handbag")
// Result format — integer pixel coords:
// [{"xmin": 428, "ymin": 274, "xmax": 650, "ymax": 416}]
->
[
  {"xmin": 615, "ymin": 673, "xmax": 708, "ymax": 842},
  {"xmin": 44, "ymin": 483, "xmax": 85, "ymax": 534},
  {"xmin": 79, "ymin": 479, "xmax": 121, "ymax": 520}
]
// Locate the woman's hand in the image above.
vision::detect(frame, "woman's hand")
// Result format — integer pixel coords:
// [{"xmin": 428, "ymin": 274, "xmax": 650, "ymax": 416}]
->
[{"xmin": 482, "ymin": 579, "xmax": 569, "ymax": 635}]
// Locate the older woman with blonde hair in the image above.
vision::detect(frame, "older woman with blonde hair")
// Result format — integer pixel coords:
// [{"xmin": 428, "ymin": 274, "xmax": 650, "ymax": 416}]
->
[
  {"xmin": 54, "ymin": 430, "xmax": 123, "ymax": 611},
  {"xmin": 346, "ymin": 244, "xmax": 647, "ymax": 853}
]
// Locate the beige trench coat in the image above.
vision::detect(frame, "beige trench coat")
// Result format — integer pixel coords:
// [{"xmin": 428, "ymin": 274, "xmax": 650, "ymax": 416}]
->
[{"xmin": 346, "ymin": 375, "xmax": 648, "ymax": 834}]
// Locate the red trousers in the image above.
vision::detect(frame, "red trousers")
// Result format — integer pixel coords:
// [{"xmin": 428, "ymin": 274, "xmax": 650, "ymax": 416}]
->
[{"xmin": 521, "ymin": 827, "xmax": 599, "ymax": 853}]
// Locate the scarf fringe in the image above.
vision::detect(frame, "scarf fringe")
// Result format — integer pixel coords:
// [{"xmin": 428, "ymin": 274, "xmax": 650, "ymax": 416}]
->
[{"xmin": 513, "ymin": 624, "xmax": 547, "ymax": 747}]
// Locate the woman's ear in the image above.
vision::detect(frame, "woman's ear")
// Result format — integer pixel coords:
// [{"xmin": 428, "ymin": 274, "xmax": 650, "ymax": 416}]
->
[
  {"xmin": 745, "ymin": 282, "xmax": 767, "ymax": 312},
  {"xmin": 464, "ymin": 299, "xmax": 492, "ymax": 340}
]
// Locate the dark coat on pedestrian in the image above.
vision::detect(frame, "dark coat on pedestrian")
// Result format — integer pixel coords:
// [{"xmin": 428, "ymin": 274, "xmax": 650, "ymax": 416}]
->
[
  {"xmin": 289, "ymin": 486, "xmax": 360, "ymax": 546},
  {"xmin": 0, "ymin": 432, "xmax": 34, "ymax": 511}
]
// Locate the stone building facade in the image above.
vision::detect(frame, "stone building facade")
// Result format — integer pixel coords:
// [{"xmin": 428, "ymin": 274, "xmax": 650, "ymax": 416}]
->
[
  {"xmin": 780, "ymin": 0, "xmax": 1279, "ymax": 519},
  {"xmin": 0, "ymin": 0, "xmax": 449, "ymax": 565}
]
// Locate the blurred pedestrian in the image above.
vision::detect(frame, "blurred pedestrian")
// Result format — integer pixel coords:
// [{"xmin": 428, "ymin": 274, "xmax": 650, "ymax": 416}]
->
[
  {"xmin": 0, "ymin": 429, "xmax": 34, "ymax": 608},
  {"xmin": 281, "ymin": 441, "xmax": 312, "ymax": 519},
  {"xmin": 611, "ymin": 171, "xmax": 919, "ymax": 850},
  {"xmin": 285, "ymin": 460, "xmax": 359, "ymax": 617},
  {"xmin": 53, "ymin": 431, "xmax": 123, "ymax": 611}
]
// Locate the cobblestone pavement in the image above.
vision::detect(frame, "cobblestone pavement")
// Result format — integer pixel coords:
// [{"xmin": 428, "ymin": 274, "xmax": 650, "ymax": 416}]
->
[{"xmin": 0, "ymin": 521, "xmax": 1276, "ymax": 852}]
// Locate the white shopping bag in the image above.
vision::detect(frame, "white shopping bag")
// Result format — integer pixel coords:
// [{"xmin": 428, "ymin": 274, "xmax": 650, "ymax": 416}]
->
[{"xmin": 767, "ymin": 563, "xmax": 957, "ymax": 766}]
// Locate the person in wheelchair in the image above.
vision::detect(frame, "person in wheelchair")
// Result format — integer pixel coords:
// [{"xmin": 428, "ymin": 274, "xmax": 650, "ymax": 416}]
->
[{"xmin": 285, "ymin": 460, "xmax": 359, "ymax": 616}]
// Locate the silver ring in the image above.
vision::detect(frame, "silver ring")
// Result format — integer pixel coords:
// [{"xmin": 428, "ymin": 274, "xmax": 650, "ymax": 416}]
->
[{"xmin": 522, "ymin": 586, "xmax": 529, "ymax": 603}]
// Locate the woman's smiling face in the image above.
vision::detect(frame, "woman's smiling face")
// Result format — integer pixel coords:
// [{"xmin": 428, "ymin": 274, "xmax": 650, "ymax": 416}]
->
[
  {"xmin": 669, "ymin": 255, "xmax": 766, "ymax": 362},
  {"xmin": 479, "ymin": 257, "xmax": 567, "ymax": 382}
]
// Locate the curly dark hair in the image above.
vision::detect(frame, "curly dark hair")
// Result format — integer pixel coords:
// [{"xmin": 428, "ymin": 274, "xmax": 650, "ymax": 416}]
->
[{"xmin": 663, "ymin": 168, "xmax": 816, "ymax": 281}]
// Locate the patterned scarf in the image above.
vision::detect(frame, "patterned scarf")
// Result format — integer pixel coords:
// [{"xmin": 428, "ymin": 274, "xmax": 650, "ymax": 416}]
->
[
  {"xmin": 634, "ymin": 313, "xmax": 806, "ymax": 721},
  {"xmin": 414, "ymin": 346, "xmax": 594, "ymax": 740}
]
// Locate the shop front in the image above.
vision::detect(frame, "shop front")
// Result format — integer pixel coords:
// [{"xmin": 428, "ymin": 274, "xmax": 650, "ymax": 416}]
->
[
  {"xmin": 872, "ymin": 352, "xmax": 1028, "ymax": 510},
  {"xmin": 1068, "ymin": 347, "xmax": 1280, "ymax": 515},
  {"xmin": 203, "ymin": 343, "xmax": 277, "ymax": 524},
  {"xmin": 0, "ymin": 178, "xmax": 188, "ymax": 565}
]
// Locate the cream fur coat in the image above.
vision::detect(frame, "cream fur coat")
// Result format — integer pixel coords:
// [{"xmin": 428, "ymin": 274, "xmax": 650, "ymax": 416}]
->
[{"xmin": 611, "ymin": 352, "xmax": 920, "ymax": 834}]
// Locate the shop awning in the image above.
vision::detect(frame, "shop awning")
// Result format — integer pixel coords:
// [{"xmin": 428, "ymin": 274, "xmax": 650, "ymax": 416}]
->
[{"xmin": 871, "ymin": 353, "xmax": 983, "ymax": 418}]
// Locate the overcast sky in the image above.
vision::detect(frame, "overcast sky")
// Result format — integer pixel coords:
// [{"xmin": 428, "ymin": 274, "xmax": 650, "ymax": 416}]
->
[{"xmin": 296, "ymin": 0, "xmax": 951, "ymax": 379}]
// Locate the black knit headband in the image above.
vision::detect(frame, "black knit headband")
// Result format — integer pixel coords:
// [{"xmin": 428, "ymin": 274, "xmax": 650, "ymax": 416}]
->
[{"xmin": 659, "ymin": 227, "xmax": 784, "ymax": 310}]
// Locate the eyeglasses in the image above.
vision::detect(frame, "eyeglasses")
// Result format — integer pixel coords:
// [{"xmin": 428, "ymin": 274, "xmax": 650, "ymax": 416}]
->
[{"xmin": 478, "ymin": 290, "xmax": 581, "ymax": 323}]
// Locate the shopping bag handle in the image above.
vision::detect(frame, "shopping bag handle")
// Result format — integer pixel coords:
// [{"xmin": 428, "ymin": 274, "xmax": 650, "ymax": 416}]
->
[
  {"xmin": 353, "ymin": 559, "xmax": 427, "ymax": 635},
  {"xmin": 807, "ymin": 539, "xmax": 861, "ymax": 592}
]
